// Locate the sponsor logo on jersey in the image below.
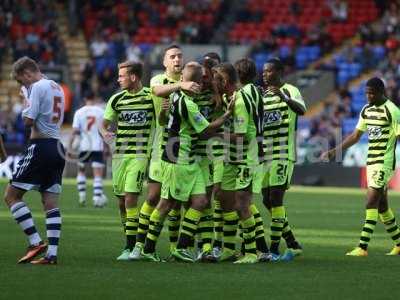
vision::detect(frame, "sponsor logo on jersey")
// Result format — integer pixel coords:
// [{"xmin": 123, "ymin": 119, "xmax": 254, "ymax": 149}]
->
[
  {"xmin": 263, "ymin": 110, "xmax": 282, "ymax": 127},
  {"xmin": 367, "ymin": 126, "xmax": 383, "ymax": 139},
  {"xmin": 120, "ymin": 110, "xmax": 148, "ymax": 125}
]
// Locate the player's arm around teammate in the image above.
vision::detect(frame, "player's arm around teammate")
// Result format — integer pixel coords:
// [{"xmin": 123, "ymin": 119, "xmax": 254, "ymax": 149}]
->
[
  {"xmin": 209, "ymin": 62, "xmax": 259, "ymax": 263},
  {"xmin": 321, "ymin": 77, "xmax": 400, "ymax": 256},
  {"xmin": 143, "ymin": 45, "xmax": 186, "ymax": 256},
  {"xmin": 140, "ymin": 62, "xmax": 233, "ymax": 262}
]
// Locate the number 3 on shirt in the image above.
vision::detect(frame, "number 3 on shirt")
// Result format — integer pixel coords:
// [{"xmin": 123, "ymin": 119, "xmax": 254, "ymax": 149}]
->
[{"xmin": 52, "ymin": 96, "xmax": 62, "ymax": 123}]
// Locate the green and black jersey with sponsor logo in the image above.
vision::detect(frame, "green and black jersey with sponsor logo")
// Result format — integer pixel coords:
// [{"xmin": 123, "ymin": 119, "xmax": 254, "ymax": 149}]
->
[
  {"xmin": 194, "ymin": 89, "xmax": 216, "ymax": 158},
  {"xmin": 228, "ymin": 83, "xmax": 263, "ymax": 166},
  {"xmin": 104, "ymin": 88, "xmax": 156, "ymax": 158},
  {"xmin": 356, "ymin": 99, "xmax": 400, "ymax": 169},
  {"xmin": 262, "ymin": 83, "xmax": 306, "ymax": 162},
  {"xmin": 150, "ymin": 73, "xmax": 179, "ymax": 161},
  {"xmin": 162, "ymin": 90, "xmax": 209, "ymax": 165}
]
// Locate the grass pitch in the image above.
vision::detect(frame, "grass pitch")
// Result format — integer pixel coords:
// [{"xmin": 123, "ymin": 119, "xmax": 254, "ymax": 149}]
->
[{"xmin": 1, "ymin": 179, "xmax": 400, "ymax": 300}]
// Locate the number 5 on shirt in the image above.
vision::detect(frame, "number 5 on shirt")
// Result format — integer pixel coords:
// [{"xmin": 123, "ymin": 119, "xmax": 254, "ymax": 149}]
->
[{"xmin": 52, "ymin": 96, "xmax": 62, "ymax": 123}]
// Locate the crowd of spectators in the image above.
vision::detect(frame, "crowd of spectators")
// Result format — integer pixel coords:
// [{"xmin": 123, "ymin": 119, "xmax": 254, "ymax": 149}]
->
[
  {"xmin": 1, "ymin": 0, "xmax": 399, "ymax": 155},
  {"xmin": 75, "ymin": 0, "xmax": 226, "ymax": 102},
  {"xmin": 0, "ymin": 0, "xmax": 68, "ymax": 148},
  {"xmin": 247, "ymin": 0, "xmax": 376, "ymax": 79},
  {"xmin": 1, "ymin": 0, "xmax": 66, "ymax": 67},
  {"xmin": 307, "ymin": 0, "xmax": 400, "ymax": 147}
]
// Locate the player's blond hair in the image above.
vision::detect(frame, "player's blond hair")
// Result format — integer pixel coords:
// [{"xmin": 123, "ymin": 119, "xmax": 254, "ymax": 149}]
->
[
  {"xmin": 182, "ymin": 61, "xmax": 203, "ymax": 83},
  {"xmin": 118, "ymin": 61, "xmax": 143, "ymax": 79},
  {"xmin": 11, "ymin": 56, "xmax": 40, "ymax": 78}
]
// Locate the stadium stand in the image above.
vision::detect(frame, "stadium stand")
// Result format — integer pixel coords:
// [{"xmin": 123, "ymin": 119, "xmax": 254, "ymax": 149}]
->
[
  {"xmin": 234, "ymin": 0, "xmax": 378, "ymax": 73},
  {"xmin": 0, "ymin": 0, "xmax": 397, "ymax": 155},
  {"xmin": 308, "ymin": 0, "xmax": 399, "ymax": 145}
]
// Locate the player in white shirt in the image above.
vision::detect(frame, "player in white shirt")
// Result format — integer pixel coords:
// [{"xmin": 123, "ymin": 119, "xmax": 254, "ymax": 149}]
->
[
  {"xmin": 3, "ymin": 56, "xmax": 65, "ymax": 265},
  {"xmin": 69, "ymin": 92, "xmax": 107, "ymax": 207}
]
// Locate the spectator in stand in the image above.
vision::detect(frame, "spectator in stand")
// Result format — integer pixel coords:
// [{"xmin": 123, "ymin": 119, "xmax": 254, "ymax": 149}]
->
[
  {"xmin": 166, "ymin": 1, "xmax": 184, "ymax": 27},
  {"xmin": 309, "ymin": 115, "xmax": 337, "ymax": 149},
  {"xmin": 306, "ymin": 21, "xmax": 333, "ymax": 54},
  {"xmin": 97, "ymin": 67, "xmax": 117, "ymax": 101},
  {"xmin": 272, "ymin": 17, "xmax": 302, "ymax": 39},
  {"xmin": 179, "ymin": 22, "xmax": 200, "ymax": 43},
  {"xmin": 289, "ymin": 0, "xmax": 302, "ymax": 17},
  {"xmin": 80, "ymin": 60, "xmax": 95, "ymax": 95},
  {"xmin": 108, "ymin": 31, "xmax": 126, "ymax": 63},
  {"xmin": 90, "ymin": 34, "xmax": 109, "ymax": 59},
  {"xmin": 327, "ymin": 0, "xmax": 348, "ymax": 22},
  {"xmin": 382, "ymin": 2, "xmax": 400, "ymax": 34},
  {"xmin": 249, "ymin": 36, "xmax": 278, "ymax": 56},
  {"xmin": 7, "ymin": 0, "xmax": 65, "ymax": 66},
  {"xmin": 126, "ymin": 41, "xmax": 142, "ymax": 63}
]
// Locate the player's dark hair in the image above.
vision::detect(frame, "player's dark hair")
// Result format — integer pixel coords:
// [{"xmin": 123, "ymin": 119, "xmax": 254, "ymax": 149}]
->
[
  {"xmin": 266, "ymin": 57, "xmax": 284, "ymax": 72},
  {"xmin": 11, "ymin": 56, "xmax": 40, "ymax": 78},
  {"xmin": 203, "ymin": 52, "xmax": 221, "ymax": 64},
  {"xmin": 366, "ymin": 77, "xmax": 385, "ymax": 94},
  {"xmin": 163, "ymin": 44, "xmax": 181, "ymax": 56},
  {"xmin": 212, "ymin": 63, "xmax": 238, "ymax": 85},
  {"xmin": 84, "ymin": 90, "xmax": 95, "ymax": 100},
  {"xmin": 234, "ymin": 58, "xmax": 257, "ymax": 84},
  {"xmin": 118, "ymin": 61, "xmax": 143, "ymax": 79}
]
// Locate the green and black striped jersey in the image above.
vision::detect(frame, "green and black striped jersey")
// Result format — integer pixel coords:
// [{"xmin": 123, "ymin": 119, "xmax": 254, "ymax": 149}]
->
[
  {"xmin": 356, "ymin": 99, "xmax": 400, "ymax": 169},
  {"xmin": 228, "ymin": 83, "xmax": 263, "ymax": 166},
  {"xmin": 262, "ymin": 83, "xmax": 306, "ymax": 162},
  {"xmin": 162, "ymin": 90, "xmax": 209, "ymax": 165},
  {"xmin": 104, "ymin": 87, "xmax": 156, "ymax": 158},
  {"xmin": 150, "ymin": 73, "xmax": 179, "ymax": 161},
  {"xmin": 211, "ymin": 105, "xmax": 226, "ymax": 159},
  {"xmin": 194, "ymin": 89, "xmax": 215, "ymax": 158}
]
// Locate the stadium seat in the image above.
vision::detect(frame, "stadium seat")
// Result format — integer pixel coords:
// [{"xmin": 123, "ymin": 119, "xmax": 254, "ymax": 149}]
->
[{"xmin": 254, "ymin": 52, "xmax": 271, "ymax": 71}]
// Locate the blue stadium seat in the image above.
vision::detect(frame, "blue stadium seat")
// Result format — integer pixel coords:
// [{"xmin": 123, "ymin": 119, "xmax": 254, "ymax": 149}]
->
[
  {"xmin": 279, "ymin": 45, "xmax": 291, "ymax": 59},
  {"xmin": 353, "ymin": 46, "xmax": 363, "ymax": 57},
  {"xmin": 351, "ymin": 100, "xmax": 365, "ymax": 114},
  {"xmin": 295, "ymin": 51, "xmax": 308, "ymax": 69},
  {"xmin": 349, "ymin": 63, "xmax": 362, "ymax": 77},
  {"xmin": 337, "ymin": 70, "xmax": 350, "ymax": 86},
  {"xmin": 138, "ymin": 43, "xmax": 153, "ymax": 54},
  {"xmin": 338, "ymin": 61, "xmax": 349, "ymax": 71},
  {"xmin": 342, "ymin": 118, "xmax": 359, "ymax": 136},
  {"xmin": 253, "ymin": 52, "xmax": 271, "ymax": 71},
  {"xmin": 308, "ymin": 46, "xmax": 321, "ymax": 61},
  {"xmin": 372, "ymin": 46, "xmax": 386, "ymax": 60},
  {"xmin": 334, "ymin": 54, "xmax": 345, "ymax": 65},
  {"xmin": 297, "ymin": 117, "xmax": 310, "ymax": 130}
]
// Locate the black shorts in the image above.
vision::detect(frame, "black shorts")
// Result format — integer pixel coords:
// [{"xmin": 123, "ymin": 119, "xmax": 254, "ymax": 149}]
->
[
  {"xmin": 11, "ymin": 138, "xmax": 65, "ymax": 194},
  {"xmin": 78, "ymin": 151, "xmax": 104, "ymax": 166}
]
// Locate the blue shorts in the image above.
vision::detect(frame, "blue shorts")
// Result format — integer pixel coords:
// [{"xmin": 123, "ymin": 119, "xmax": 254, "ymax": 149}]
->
[{"xmin": 11, "ymin": 138, "xmax": 65, "ymax": 194}]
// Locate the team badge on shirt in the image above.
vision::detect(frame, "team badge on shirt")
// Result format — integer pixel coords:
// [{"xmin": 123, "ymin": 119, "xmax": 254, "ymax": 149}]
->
[{"xmin": 194, "ymin": 113, "xmax": 204, "ymax": 123}]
